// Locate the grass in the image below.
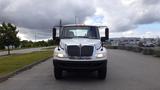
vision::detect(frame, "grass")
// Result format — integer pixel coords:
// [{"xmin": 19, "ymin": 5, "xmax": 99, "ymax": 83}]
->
[{"xmin": 0, "ymin": 50, "xmax": 53, "ymax": 76}]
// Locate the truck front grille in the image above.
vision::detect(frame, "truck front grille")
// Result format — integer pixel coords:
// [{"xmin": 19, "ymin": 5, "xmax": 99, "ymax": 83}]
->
[
  {"xmin": 67, "ymin": 45, "xmax": 93, "ymax": 57},
  {"xmin": 81, "ymin": 46, "xmax": 94, "ymax": 56},
  {"xmin": 67, "ymin": 45, "xmax": 80, "ymax": 56}
]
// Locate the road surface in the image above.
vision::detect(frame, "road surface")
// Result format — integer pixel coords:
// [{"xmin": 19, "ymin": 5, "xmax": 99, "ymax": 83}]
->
[{"xmin": 0, "ymin": 49, "xmax": 160, "ymax": 90}]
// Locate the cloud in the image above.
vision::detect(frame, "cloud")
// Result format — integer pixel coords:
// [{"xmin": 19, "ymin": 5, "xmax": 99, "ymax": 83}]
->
[
  {"xmin": 133, "ymin": 1, "xmax": 160, "ymax": 24},
  {"xmin": 0, "ymin": 0, "xmax": 95, "ymax": 29},
  {"xmin": 17, "ymin": 27, "xmax": 52, "ymax": 40},
  {"xmin": 0, "ymin": 0, "xmax": 160, "ymax": 40},
  {"xmin": 0, "ymin": 0, "xmax": 96, "ymax": 40},
  {"xmin": 142, "ymin": 0, "xmax": 160, "ymax": 5},
  {"xmin": 85, "ymin": 0, "xmax": 160, "ymax": 32}
]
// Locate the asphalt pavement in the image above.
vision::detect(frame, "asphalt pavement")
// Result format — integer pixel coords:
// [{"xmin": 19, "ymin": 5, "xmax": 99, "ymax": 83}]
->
[{"xmin": 0, "ymin": 49, "xmax": 160, "ymax": 90}]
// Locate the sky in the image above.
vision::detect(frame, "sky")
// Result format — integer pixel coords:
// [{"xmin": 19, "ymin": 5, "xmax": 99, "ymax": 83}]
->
[{"xmin": 0, "ymin": 0, "xmax": 160, "ymax": 41}]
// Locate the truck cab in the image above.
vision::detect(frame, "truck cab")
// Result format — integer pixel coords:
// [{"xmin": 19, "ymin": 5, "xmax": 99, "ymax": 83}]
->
[{"xmin": 52, "ymin": 24, "xmax": 109, "ymax": 79}]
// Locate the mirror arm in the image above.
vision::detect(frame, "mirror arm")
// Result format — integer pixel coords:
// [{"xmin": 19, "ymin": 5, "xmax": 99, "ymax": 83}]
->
[
  {"xmin": 101, "ymin": 41, "xmax": 104, "ymax": 51},
  {"xmin": 55, "ymin": 38, "xmax": 60, "ymax": 50},
  {"xmin": 58, "ymin": 39, "xmax": 60, "ymax": 51},
  {"xmin": 58, "ymin": 46, "xmax": 60, "ymax": 50}
]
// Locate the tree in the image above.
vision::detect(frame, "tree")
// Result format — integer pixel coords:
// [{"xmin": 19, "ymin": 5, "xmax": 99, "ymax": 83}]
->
[
  {"xmin": 0, "ymin": 32, "xmax": 4, "ymax": 49},
  {"xmin": 14, "ymin": 37, "xmax": 21, "ymax": 48},
  {"xmin": 0, "ymin": 25, "xmax": 4, "ymax": 49},
  {"xmin": 0, "ymin": 22, "xmax": 20, "ymax": 55},
  {"xmin": 20, "ymin": 40, "xmax": 33, "ymax": 48},
  {"xmin": 157, "ymin": 38, "xmax": 160, "ymax": 47},
  {"xmin": 47, "ymin": 39, "xmax": 55, "ymax": 46},
  {"xmin": 33, "ymin": 40, "xmax": 48, "ymax": 47}
]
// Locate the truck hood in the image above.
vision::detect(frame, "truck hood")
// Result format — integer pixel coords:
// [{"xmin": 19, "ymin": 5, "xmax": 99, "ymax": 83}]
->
[{"xmin": 60, "ymin": 38, "xmax": 101, "ymax": 49}]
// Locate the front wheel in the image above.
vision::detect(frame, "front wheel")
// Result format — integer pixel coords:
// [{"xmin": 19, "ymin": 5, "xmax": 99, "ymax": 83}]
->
[
  {"xmin": 98, "ymin": 66, "xmax": 107, "ymax": 79},
  {"xmin": 54, "ymin": 67, "xmax": 63, "ymax": 79}
]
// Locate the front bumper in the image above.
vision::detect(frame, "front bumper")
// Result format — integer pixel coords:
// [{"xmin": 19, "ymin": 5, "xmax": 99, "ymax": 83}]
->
[{"xmin": 53, "ymin": 59, "xmax": 107, "ymax": 71}]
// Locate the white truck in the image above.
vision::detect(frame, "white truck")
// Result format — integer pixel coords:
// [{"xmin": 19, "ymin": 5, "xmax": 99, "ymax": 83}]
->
[{"xmin": 52, "ymin": 24, "xmax": 109, "ymax": 79}]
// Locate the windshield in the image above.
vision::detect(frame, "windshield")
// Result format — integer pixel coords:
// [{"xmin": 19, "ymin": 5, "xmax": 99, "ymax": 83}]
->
[{"xmin": 61, "ymin": 26, "xmax": 100, "ymax": 39}]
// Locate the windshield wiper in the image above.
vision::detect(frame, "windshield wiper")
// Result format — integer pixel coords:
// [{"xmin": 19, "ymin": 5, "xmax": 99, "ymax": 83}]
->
[
  {"xmin": 77, "ymin": 36, "xmax": 88, "ymax": 38},
  {"xmin": 62, "ymin": 37, "xmax": 73, "ymax": 39}
]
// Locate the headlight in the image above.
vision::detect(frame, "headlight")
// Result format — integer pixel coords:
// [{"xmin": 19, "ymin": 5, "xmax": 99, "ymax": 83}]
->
[
  {"xmin": 57, "ymin": 53, "xmax": 64, "ymax": 58},
  {"xmin": 96, "ymin": 53, "xmax": 104, "ymax": 58}
]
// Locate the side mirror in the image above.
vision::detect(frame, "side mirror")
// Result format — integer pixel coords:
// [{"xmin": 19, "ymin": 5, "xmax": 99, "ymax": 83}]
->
[
  {"xmin": 101, "ymin": 37, "xmax": 107, "ymax": 42},
  {"xmin": 52, "ymin": 27, "xmax": 60, "ymax": 44},
  {"xmin": 105, "ymin": 27, "xmax": 109, "ymax": 40},
  {"xmin": 101, "ymin": 27, "xmax": 109, "ymax": 42},
  {"xmin": 52, "ymin": 28, "xmax": 56, "ymax": 40}
]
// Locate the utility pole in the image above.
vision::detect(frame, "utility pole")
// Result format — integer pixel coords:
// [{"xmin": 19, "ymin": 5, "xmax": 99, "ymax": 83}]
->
[
  {"xmin": 59, "ymin": 19, "xmax": 62, "ymax": 36},
  {"xmin": 35, "ymin": 32, "xmax": 36, "ymax": 42},
  {"xmin": 75, "ymin": 16, "xmax": 77, "ymax": 24},
  {"xmin": 60, "ymin": 19, "xmax": 62, "ymax": 30}
]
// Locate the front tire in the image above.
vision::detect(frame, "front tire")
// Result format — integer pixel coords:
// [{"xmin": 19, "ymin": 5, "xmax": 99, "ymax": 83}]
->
[
  {"xmin": 54, "ymin": 67, "xmax": 63, "ymax": 79},
  {"xmin": 98, "ymin": 66, "xmax": 107, "ymax": 79}
]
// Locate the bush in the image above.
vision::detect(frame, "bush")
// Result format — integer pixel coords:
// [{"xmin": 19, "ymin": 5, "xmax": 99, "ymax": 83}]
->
[
  {"xmin": 132, "ymin": 46, "xmax": 143, "ymax": 53},
  {"xmin": 118, "ymin": 46, "xmax": 125, "ymax": 50},
  {"xmin": 105, "ymin": 45, "xmax": 118, "ymax": 49},
  {"xmin": 142, "ymin": 47, "xmax": 154, "ymax": 55},
  {"xmin": 153, "ymin": 47, "xmax": 160, "ymax": 57},
  {"xmin": 125, "ymin": 46, "xmax": 133, "ymax": 51}
]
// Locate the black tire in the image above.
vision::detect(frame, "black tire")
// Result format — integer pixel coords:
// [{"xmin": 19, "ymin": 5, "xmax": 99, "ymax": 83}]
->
[
  {"xmin": 54, "ymin": 67, "xmax": 63, "ymax": 79},
  {"xmin": 98, "ymin": 66, "xmax": 107, "ymax": 79}
]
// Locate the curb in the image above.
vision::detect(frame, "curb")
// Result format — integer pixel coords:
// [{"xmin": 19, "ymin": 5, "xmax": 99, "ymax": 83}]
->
[{"xmin": 0, "ymin": 57, "xmax": 52, "ymax": 83}]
